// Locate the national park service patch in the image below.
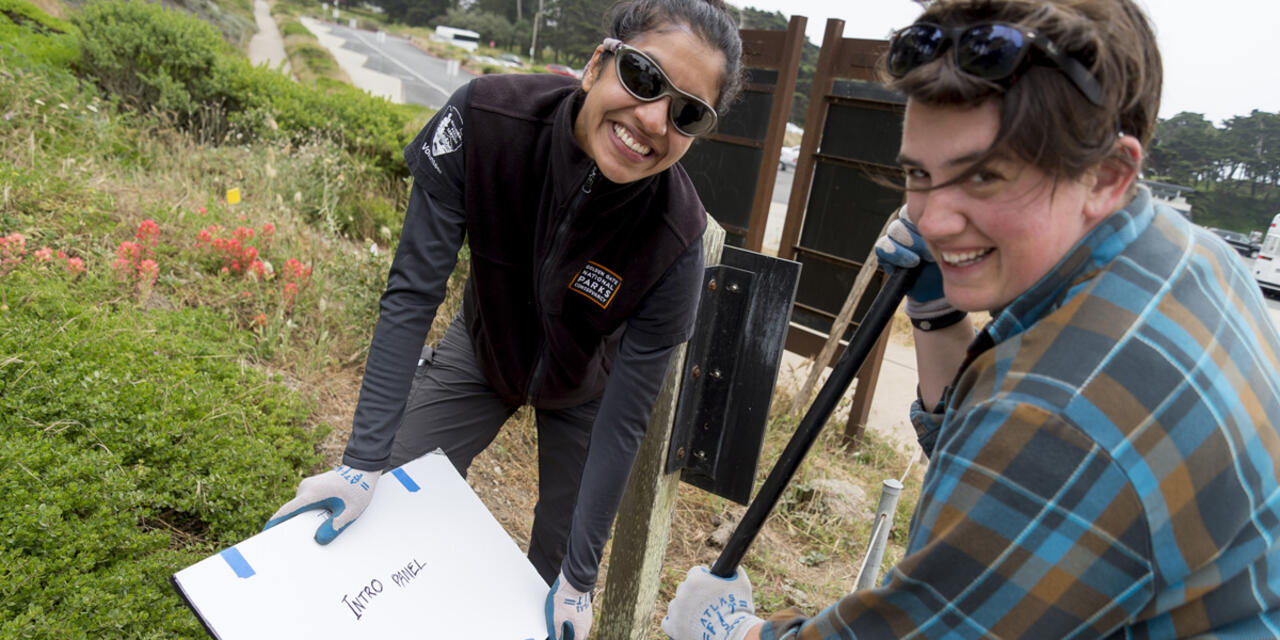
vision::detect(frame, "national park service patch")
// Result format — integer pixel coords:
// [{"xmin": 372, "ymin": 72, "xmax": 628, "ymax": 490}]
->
[{"xmin": 424, "ymin": 105, "xmax": 463, "ymax": 173}]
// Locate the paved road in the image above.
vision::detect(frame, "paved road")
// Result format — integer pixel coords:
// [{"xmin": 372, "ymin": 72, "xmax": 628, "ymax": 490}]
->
[
  {"xmin": 301, "ymin": 18, "xmax": 475, "ymax": 109},
  {"xmin": 772, "ymin": 162, "xmax": 795, "ymax": 205}
]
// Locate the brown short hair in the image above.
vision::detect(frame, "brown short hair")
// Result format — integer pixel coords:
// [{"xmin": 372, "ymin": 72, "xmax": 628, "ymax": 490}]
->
[{"xmin": 886, "ymin": 0, "xmax": 1162, "ymax": 183}]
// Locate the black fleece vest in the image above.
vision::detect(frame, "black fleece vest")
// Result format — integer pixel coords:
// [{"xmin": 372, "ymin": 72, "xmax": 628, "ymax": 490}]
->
[{"xmin": 462, "ymin": 74, "xmax": 706, "ymax": 408}]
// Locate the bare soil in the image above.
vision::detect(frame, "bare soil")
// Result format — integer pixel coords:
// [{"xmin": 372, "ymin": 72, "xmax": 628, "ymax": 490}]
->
[{"xmin": 302, "ymin": 314, "xmax": 928, "ymax": 638}]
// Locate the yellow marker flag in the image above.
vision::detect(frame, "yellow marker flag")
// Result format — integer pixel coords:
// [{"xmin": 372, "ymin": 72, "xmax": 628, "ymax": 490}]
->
[{"xmin": 226, "ymin": 188, "xmax": 241, "ymax": 205}]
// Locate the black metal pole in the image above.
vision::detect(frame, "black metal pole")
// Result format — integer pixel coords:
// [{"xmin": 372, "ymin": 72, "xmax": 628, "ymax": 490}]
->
[{"xmin": 711, "ymin": 266, "xmax": 918, "ymax": 578}]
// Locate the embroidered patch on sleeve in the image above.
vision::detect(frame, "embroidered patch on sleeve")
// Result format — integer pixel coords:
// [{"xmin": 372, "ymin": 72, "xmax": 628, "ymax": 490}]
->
[
  {"xmin": 424, "ymin": 105, "xmax": 463, "ymax": 174},
  {"xmin": 569, "ymin": 261, "xmax": 622, "ymax": 309}
]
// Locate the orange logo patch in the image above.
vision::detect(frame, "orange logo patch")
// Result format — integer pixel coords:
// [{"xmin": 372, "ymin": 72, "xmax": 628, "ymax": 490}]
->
[{"xmin": 569, "ymin": 261, "xmax": 622, "ymax": 309}]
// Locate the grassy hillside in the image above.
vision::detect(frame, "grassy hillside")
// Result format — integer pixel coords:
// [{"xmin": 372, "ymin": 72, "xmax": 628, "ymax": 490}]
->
[
  {"xmin": 0, "ymin": 0, "xmax": 439, "ymax": 634},
  {"xmin": 0, "ymin": 0, "xmax": 925, "ymax": 636}
]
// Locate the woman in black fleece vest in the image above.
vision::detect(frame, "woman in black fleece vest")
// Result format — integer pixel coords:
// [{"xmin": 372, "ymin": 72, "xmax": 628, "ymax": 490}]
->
[{"xmin": 265, "ymin": 1, "xmax": 744, "ymax": 638}]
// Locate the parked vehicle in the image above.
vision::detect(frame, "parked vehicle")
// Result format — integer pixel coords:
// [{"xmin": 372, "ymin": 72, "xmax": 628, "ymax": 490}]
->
[
  {"xmin": 778, "ymin": 145, "xmax": 799, "ymax": 171},
  {"xmin": 544, "ymin": 64, "xmax": 581, "ymax": 79},
  {"xmin": 468, "ymin": 54, "xmax": 509, "ymax": 69},
  {"xmin": 1253, "ymin": 214, "xmax": 1280, "ymax": 297},
  {"xmin": 432, "ymin": 25, "xmax": 480, "ymax": 52},
  {"xmin": 1210, "ymin": 227, "xmax": 1259, "ymax": 258},
  {"xmin": 498, "ymin": 53, "xmax": 525, "ymax": 68}
]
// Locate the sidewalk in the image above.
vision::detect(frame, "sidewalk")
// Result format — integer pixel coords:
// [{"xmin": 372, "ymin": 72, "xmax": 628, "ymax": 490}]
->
[
  {"xmin": 299, "ymin": 16, "xmax": 404, "ymax": 103},
  {"xmin": 247, "ymin": 0, "xmax": 291, "ymax": 74},
  {"xmin": 773, "ymin": 328, "xmax": 919, "ymax": 454}
]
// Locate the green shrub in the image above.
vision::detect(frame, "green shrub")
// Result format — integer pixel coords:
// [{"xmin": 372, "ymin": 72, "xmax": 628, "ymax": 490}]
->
[
  {"xmin": 72, "ymin": 0, "xmax": 233, "ymax": 116},
  {"xmin": 219, "ymin": 58, "xmax": 416, "ymax": 175},
  {"xmin": 64, "ymin": 0, "xmax": 416, "ymax": 178},
  {"xmin": 286, "ymin": 38, "xmax": 343, "ymax": 79},
  {"xmin": 278, "ymin": 18, "xmax": 311, "ymax": 38},
  {"xmin": 0, "ymin": 270, "xmax": 328, "ymax": 638}
]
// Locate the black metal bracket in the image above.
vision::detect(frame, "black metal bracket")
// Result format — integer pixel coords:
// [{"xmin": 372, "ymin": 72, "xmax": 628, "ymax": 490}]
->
[{"xmin": 667, "ymin": 246, "xmax": 801, "ymax": 504}]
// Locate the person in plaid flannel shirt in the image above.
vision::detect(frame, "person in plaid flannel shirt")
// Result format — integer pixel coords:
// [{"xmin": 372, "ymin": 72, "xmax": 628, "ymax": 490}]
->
[{"xmin": 663, "ymin": 0, "xmax": 1280, "ymax": 638}]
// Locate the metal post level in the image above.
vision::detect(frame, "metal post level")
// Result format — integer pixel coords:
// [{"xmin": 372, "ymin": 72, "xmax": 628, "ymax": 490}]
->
[{"xmin": 710, "ymin": 266, "xmax": 919, "ymax": 578}]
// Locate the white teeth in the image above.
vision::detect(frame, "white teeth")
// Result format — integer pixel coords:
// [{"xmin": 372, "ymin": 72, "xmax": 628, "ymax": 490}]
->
[
  {"xmin": 613, "ymin": 123, "xmax": 651, "ymax": 156},
  {"xmin": 940, "ymin": 248, "xmax": 993, "ymax": 266}
]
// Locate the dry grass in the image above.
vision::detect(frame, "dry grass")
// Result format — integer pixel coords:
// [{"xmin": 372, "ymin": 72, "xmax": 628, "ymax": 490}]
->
[
  {"xmin": 636, "ymin": 320, "xmax": 926, "ymax": 631},
  {"xmin": 307, "ymin": 307, "xmax": 928, "ymax": 638}
]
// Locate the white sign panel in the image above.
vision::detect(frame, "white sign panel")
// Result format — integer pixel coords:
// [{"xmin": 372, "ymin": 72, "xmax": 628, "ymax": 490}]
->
[{"xmin": 172, "ymin": 451, "xmax": 547, "ymax": 639}]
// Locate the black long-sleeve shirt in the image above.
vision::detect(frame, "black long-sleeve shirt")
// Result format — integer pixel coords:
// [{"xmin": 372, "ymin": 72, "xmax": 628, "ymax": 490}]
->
[{"xmin": 342, "ymin": 81, "xmax": 704, "ymax": 591}]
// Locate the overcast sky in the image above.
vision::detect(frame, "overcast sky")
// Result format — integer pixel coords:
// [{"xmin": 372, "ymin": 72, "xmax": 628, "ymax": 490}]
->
[{"xmin": 737, "ymin": 0, "xmax": 1277, "ymax": 125}]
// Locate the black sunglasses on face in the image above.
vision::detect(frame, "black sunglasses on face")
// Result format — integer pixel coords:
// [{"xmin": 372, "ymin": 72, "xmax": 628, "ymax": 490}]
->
[
  {"xmin": 888, "ymin": 22, "xmax": 1104, "ymax": 107},
  {"xmin": 602, "ymin": 38, "xmax": 719, "ymax": 137}
]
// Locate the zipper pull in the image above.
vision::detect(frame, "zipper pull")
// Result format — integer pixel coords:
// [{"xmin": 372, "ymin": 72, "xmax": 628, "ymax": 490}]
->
[{"xmin": 582, "ymin": 166, "xmax": 598, "ymax": 194}]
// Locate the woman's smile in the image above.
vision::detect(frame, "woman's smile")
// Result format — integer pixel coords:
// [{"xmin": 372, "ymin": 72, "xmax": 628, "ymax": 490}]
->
[{"xmin": 611, "ymin": 121, "xmax": 652, "ymax": 157}]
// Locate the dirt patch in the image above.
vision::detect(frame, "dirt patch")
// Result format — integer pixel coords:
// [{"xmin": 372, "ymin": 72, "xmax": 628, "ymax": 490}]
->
[
  {"xmin": 303, "ymin": 340, "xmax": 927, "ymax": 638},
  {"xmin": 302, "ymin": 364, "xmax": 365, "ymax": 467},
  {"xmin": 19, "ymin": 0, "xmax": 64, "ymax": 20}
]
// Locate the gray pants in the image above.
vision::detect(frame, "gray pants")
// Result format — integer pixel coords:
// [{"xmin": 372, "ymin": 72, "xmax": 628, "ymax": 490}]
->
[{"xmin": 389, "ymin": 311, "xmax": 599, "ymax": 585}]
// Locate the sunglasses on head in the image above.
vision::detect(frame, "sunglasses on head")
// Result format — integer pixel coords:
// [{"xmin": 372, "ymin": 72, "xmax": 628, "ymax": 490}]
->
[
  {"xmin": 602, "ymin": 38, "xmax": 719, "ymax": 137},
  {"xmin": 888, "ymin": 22, "xmax": 1104, "ymax": 107}
]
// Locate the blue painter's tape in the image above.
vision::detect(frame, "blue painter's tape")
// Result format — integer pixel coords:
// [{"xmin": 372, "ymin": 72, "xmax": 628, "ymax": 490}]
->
[
  {"xmin": 392, "ymin": 468, "xmax": 420, "ymax": 492},
  {"xmin": 220, "ymin": 547, "xmax": 255, "ymax": 579}
]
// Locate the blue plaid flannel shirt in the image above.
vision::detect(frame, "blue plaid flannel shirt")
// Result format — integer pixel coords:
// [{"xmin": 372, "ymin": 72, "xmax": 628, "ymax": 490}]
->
[{"xmin": 763, "ymin": 188, "xmax": 1280, "ymax": 638}]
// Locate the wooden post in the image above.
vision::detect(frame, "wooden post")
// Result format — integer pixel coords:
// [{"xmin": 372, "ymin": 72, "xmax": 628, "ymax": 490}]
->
[
  {"xmin": 596, "ymin": 219, "xmax": 726, "ymax": 639},
  {"xmin": 777, "ymin": 18, "xmax": 845, "ymax": 262},
  {"xmin": 742, "ymin": 15, "xmax": 806, "ymax": 253}
]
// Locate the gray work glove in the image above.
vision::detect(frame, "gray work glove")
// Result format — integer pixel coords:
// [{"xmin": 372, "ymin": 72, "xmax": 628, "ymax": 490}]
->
[
  {"xmin": 546, "ymin": 571, "xmax": 592, "ymax": 639},
  {"xmin": 264, "ymin": 465, "xmax": 381, "ymax": 544},
  {"xmin": 662, "ymin": 565, "xmax": 762, "ymax": 640}
]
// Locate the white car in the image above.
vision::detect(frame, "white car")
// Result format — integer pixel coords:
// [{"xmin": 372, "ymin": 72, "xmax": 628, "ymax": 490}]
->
[
  {"xmin": 778, "ymin": 145, "xmax": 799, "ymax": 171},
  {"xmin": 498, "ymin": 53, "xmax": 526, "ymax": 68}
]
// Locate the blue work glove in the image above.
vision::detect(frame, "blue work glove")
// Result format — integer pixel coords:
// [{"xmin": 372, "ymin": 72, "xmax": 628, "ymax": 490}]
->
[
  {"xmin": 661, "ymin": 566, "xmax": 763, "ymax": 640},
  {"xmin": 874, "ymin": 205, "xmax": 958, "ymax": 323},
  {"xmin": 264, "ymin": 465, "xmax": 381, "ymax": 544},
  {"xmin": 546, "ymin": 572, "xmax": 592, "ymax": 640}
]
